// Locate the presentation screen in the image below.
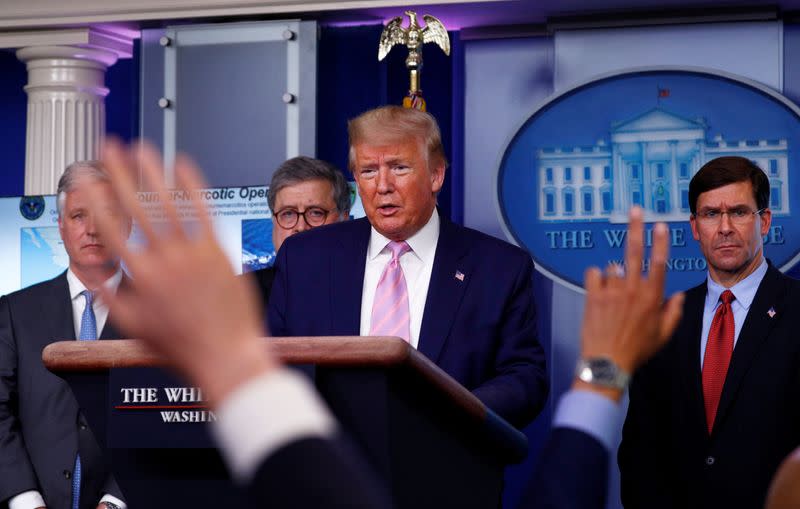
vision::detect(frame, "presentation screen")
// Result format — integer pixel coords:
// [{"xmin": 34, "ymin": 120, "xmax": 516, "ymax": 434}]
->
[{"xmin": 1, "ymin": 185, "xmax": 364, "ymax": 297}]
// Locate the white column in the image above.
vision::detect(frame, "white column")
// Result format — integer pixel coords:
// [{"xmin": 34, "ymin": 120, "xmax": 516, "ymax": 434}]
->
[
  {"xmin": 669, "ymin": 141, "xmax": 679, "ymax": 213},
  {"xmin": 16, "ymin": 45, "xmax": 117, "ymax": 195},
  {"xmin": 612, "ymin": 144, "xmax": 625, "ymax": 213},
  {"xmin": 640, "ymin": 141, "xmax": 651, "ymax": 211}
]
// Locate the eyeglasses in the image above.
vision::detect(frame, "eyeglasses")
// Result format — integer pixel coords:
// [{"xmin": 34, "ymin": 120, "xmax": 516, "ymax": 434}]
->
[
  {"xmin": 274, "ymin": 207, "xmax": 331, "ymax": 229},
  {"xmin": 693, "ymin": 207, "xmax": 765, "ymax": 225}
]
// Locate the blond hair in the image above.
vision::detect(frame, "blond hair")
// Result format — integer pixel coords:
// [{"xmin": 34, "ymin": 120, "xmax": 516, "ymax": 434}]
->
[{"xmin": 347, "ymin": 106, "xmax": 447, "ymax": 171}]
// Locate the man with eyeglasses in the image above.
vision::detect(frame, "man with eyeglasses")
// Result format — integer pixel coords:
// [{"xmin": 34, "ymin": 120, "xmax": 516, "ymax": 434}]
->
[
  {"xmin": 250, "ymin": 156, "xmax": 351, "ymax": 302},
  {"xmin": 620, "ymin": 156, "xmax": 800, "ymax": 509}
]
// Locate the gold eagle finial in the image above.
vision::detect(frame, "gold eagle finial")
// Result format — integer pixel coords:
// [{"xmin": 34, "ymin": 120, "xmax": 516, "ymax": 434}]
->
[
  {"xmin": 378, "ymin": 11, "xmax": 450, "ymax": 61},
  {"xmin": 377, "ymin": 11, "xmax": 450, "ymax": 110}
]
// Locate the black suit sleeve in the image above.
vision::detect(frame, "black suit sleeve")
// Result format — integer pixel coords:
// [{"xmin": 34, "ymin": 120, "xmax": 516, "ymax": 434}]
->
[
  {"xmin": 0, "ymin": 295, "xmax": 40, "ymax": 503},
  {"xmin": 618, "ymin": 355, "xmax": 674, "ymax": 509},
  {"xmin": 518, "ymin": 427, "xmax": 609, "ymax": 509},
  {"xmin": 246, "ymin": 436, "xmax": 390, "ymax": 509},
  {"xmin": 267, "ymin": 246, "xmax": 290, "ymax": 337},
  {"xmin": 101, "ymin": 474, "xmax": 124, "ymax": 503},
  {"xmin": 471, "ymin": 256, "xmax": 548, "ymax": 428}
]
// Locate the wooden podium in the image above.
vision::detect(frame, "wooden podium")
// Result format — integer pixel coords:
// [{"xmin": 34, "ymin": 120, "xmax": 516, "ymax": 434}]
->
[{"xmin": 44, "ymin": 337, "xmax": 528, "ymax": 509}]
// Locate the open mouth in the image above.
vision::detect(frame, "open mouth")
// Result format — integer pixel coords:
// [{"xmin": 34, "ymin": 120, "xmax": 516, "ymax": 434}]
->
[{"xmin": 377, "ymin": 205, "xmax": 400, "ymax": 215}]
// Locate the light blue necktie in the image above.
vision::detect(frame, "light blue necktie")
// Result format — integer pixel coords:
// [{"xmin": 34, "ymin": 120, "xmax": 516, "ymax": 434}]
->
[
  {"xmin": 73, "ymin": 290, "xmax": 96, "ymax": 509},
  {"xmin": 78, "ymin": 290, "xmax": 97, "ymax": 341}
]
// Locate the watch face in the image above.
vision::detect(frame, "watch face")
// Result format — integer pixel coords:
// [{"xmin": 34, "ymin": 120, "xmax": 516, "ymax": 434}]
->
[
  {"xmin": 577, "ymin": 357, "xmax": 629, "ymax": 389},
  {"xmin": 588, "ymin": 358, "xmax": 617, "ymax": 379}
]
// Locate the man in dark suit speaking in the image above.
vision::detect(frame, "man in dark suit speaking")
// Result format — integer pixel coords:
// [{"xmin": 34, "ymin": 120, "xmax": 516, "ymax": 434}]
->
[
  {"xmin": 91, "ymin": 140, "xmax": 683, "ymax": 509},
  {"xmin": 0, "ymin": 162, "xmax": 130, "ymax": 509},
  {"xmin": 268, "ymin": 106, "xmax": 548, "ymax": 427},
  {"xmin": 620, "ymin": 156, "xmax": 800, "ymax": 509}
]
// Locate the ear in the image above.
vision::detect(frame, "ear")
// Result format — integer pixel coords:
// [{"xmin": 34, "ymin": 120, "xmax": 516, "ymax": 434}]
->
[
  {"xmin": 689, "ymin": 214, "xmax": 700, "ymax": 241},
  {"xmin": 430, "ymin": 162, "xmax": 446, "ymax": 194},
  {"xmin": 759, "ymin": 208, "xmax": 772, "ymax": 237}
]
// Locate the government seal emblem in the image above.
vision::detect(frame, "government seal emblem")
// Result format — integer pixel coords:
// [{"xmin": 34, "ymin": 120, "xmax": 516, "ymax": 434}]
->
[
  {"xmin": 497, "ymin": 68, "xmax": 800, "ymax": 294},
  {"xmin": 19, "ymin": 196, "xmax": 45, "ymax": 221}
]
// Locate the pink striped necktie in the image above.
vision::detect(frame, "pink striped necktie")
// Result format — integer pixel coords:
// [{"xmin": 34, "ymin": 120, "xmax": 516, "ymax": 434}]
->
[{"xmin": 370, "ymin": 240, "xmax": 412, "ymax": 342}]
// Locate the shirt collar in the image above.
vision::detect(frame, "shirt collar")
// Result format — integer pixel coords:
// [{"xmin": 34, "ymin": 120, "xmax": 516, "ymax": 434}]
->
[
  {"xmin": 367, "ymin": 209, "xmax": 440, "ymax": 264},
  {"xmin": 66, "ymin": 268, "xmax": 124, "ymax": 301},
  {"xmin": 705, "ymin": 257, "xmax": 767, "ymax": 310}
]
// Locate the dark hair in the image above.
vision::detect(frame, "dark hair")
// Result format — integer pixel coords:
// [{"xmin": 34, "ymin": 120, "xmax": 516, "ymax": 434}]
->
[
  {"xmin": 267, "ymin": 156, "xmax": 351, "ymax": 217},
  {"xmin": 688, "ymin": 156, "xmax": 770, "ymax": 214}
]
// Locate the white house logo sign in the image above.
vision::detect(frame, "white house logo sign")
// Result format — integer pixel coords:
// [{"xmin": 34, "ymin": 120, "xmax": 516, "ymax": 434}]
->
[{"xmin": 497, "ymin": 69, "xmax": 800, "ymax": 294}]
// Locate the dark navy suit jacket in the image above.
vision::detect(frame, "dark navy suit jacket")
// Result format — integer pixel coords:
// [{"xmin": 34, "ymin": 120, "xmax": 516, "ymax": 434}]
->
[
  {"xmin": 268, "ymin": 214, "xmax": 548, "ymax": 428},
  {"xmin": 245, "ymin": 425, "xmax": 609, "ymax": 509},
  {"xmin": 620, "ymin": 264, "xmax": 800, "ymax": 509},
  {"xmin": 0, "ymin": 272, "xmax": 124, "ymax": 509},
  {"xmin": 520, "ymin": 427, "xmax": 609, "ymax": 509}
]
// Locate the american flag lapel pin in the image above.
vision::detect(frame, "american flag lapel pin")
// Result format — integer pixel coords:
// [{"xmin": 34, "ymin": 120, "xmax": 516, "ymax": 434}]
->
[
  {"xmin": 768, "ymin": 307, "xmax": 776, "ymax": 318},
  {"xmin": 455, "ymin": 270, "xmax": 465, "ymax": 282}
]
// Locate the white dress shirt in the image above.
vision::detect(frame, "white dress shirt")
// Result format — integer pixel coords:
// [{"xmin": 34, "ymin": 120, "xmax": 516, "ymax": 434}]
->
[
  {"xmin": 359, "ymin": 211, "xmax": 440, "ymax": 348},
  {"xmin": 553, "ymin": 389, "xmax": 623, "ymax": 452},
  {"xmin": 10, "ymin": 269, "xmax": 126, "ymax": 509},
  {"xmin": 66, "ymin": 268, "xmax": 123, "ymax": 340}
]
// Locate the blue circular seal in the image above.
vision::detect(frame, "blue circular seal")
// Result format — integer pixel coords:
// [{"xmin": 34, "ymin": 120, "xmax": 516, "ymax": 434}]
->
[
  {"xmin": 19, "ymin": 196, "xmax": 45, "ymax": 221},
  {"xmin": 497, "ymin": 67, "xmax": 800, "ymax": 294}
]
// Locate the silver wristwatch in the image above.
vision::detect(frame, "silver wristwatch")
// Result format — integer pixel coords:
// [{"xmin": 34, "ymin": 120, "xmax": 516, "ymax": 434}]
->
[{"xmin": 575, "ymin": 357, "xmax": 631, "ymax": 390}]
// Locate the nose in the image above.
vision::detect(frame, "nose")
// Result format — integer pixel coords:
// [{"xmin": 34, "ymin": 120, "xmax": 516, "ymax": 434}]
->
[
  {"xmin": 85, "ymin": 213, "xmax": 98, "ymax": 235},
  {"xmin": 376, "ymin": 167, "xmax": 394, "ymax": 194},
  {"xmin": 294, "ymin": 214, "xmax": 311, "ymax": 233},
  {"xmin": 718, "ymin": 212, "xmax": 734, "ymax": 234}
]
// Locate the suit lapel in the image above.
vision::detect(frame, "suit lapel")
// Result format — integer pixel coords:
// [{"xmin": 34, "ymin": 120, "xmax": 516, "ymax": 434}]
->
[
  {"xmin": 713, "ymin": 265, "xmax": 784, "ymax": 431},
  {"xmin": 100, "ymin": 274, "xmax": 131, "ymax": 340},
  {"xmin": 47, "ymin": 271, "xmax": 77, "ymax": 341},
  {"xmin": 679, "ymin": 283, "xmax": 709, "ymax": 435},
  {"xmin": 331, "ymin": 219, "xmax": 370, "ymax": 335},
  {"xmin": 418, "ymin": 217, "xmax": 470, "ymax": 363}
]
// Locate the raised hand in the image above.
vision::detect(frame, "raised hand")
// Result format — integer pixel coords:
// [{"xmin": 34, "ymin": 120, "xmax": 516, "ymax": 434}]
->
[
  {"xmin": 90, "ymin": 139, "xmax": 278, "ymax": 406},
  {"xmin": 577, "ymin": 207, "xmax": 684, "ymax": 398}
]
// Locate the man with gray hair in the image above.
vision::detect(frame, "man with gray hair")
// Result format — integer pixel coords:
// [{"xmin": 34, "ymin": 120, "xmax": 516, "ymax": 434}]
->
[
  {"xmin": 251, "ymin": 156, "xmax": 351, "ymax": 301},
  {"xmin": 0, "ymin": 161, "xmax": 131, "ymax": 509}
]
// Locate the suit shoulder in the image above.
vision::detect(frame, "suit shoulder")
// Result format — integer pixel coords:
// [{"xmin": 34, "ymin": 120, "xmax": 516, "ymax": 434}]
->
[
  {"xmin": 282, "ymin": 218, "xmax": 368, "ymax": 250},
  {"xmin": 772, "ymin": 271, "xmax": 800, "ymax": 309},
  {"xmin": 776, "ymin": 269, "xmax": 800, "ymax": 290},
  {"xmin": 4, "ymin": 273, "xmax": 66, "ymax": 306},
  {"xmin": 681, "ymin": 280, "xmax": 708, "ymax": 299},
  {"xmin": 451, "ymin": 223, "xmax": 532, "ymax": 263}
]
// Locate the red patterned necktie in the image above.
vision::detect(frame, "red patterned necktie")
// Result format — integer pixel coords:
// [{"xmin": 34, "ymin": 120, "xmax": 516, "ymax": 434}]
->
[
  {"xmin": 370, "ymin": 241, "xmax": 411, "ymax": 342},
  {"xmin": 702, "ymin": 289, "xmax": 735, "ymax": 434}
]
